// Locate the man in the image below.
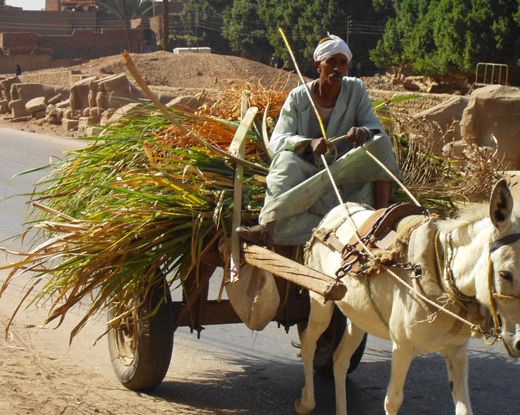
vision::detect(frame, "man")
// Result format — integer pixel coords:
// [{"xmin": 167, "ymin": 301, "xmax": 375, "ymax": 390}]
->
[{"xmin": 239, "ymin": 34, "xmax": 399, "ymax": 247}]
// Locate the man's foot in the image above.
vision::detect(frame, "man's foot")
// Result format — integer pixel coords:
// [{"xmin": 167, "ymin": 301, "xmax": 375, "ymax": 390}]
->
[{"xmin": 236, "ymin": 224, "xmax": 273, "ymax": 247}]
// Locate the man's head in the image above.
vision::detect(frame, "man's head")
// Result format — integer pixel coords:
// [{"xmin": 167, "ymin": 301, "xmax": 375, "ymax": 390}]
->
[
  {"xmin": 313, "ymin": 34, "xmax": 352, "ymax": 83},
  {"xmin": 313, "ymin": 34, "xmax": 352, "ymax": 64}
]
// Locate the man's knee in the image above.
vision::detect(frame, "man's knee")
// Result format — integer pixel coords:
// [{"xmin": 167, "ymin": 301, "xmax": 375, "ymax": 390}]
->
[
  {"xmin": 266, "ymin": 151, "xmax": 316, "ymax": 194},
  {"xmin": 271, "ymin": 150, "xmax": 308, "ymax": 168}
]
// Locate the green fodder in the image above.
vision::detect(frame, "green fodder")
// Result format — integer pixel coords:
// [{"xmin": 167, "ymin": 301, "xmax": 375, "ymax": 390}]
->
[{"xmin": 1, "ymin": 104, "xmax": 268, "ymax": 341}]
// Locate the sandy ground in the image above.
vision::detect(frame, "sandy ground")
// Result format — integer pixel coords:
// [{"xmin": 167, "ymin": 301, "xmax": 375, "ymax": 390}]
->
[
  {"xmin": 0, "ymin": 319, "xmax": 189, "ymax": 415},
  {"xmin": 0, "ymin": 317, "xmax": 241, "ymax": 415}
]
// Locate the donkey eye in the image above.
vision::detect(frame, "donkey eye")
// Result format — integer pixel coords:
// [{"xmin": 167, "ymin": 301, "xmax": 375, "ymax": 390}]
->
[{"xmin": 498, "ymin": 270, "xmax": 513, "ymax": 282}]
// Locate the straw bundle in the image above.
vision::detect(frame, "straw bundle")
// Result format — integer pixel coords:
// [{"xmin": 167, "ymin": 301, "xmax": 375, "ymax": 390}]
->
[{"xmin": 0, "ymin": 96, "xmax": 271, "ymax": 341}]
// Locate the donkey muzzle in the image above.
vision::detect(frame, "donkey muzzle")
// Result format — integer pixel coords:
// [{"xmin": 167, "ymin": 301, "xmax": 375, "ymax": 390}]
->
[{"xmin": 513, "ymin": 324, "xmax": 520, "ymax": 353}]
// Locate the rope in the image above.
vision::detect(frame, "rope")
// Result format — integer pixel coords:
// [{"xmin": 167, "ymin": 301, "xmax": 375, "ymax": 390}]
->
[{"xmin": 487, "ymin": 259, "xmax": 501, "ymax": 342}]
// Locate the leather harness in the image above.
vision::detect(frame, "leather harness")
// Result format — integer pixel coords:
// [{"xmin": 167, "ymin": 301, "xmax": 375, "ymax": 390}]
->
[{"xmin": 334, "ymin": 203, "xmax": 428, "ymax": 277}]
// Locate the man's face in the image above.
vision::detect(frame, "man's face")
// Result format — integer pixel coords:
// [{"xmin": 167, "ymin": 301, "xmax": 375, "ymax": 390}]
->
[{"xmin": 315, "ymin": 53, "xmax": 350, "ymax": 84}]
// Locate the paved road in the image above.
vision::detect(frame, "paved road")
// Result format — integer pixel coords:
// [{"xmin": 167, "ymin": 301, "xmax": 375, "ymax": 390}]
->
[{"xmin": 0, "ymin": 127, "xmax": 518, "ymax": 414}]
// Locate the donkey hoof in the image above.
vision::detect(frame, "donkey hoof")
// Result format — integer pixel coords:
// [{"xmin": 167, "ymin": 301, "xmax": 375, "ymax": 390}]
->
[{"xmin": 294, "ymin": 399, "xmax": 312, "ymax": 415}]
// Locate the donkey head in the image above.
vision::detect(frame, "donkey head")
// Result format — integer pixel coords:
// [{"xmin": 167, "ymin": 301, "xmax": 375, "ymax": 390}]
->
[{"xmin": 488, "ymin": 179, "xmax": 520, "ymax": 357}]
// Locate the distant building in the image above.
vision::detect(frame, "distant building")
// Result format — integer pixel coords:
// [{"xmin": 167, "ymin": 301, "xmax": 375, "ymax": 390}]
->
[
  {"xmin": 0, "ymin": 0, "xmax": 21, "ymax": 10},
  {"xmin": 45, "ymin": 0, "xmax": 99, "ymax": 12}
]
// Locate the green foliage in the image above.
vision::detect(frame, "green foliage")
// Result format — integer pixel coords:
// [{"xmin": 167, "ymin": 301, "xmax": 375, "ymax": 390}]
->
[
  {"xmin": 262, "ymin": 0, "xmax": 348, "ymax": 73},
  {"xmin": 177, "ymin": 0, "xmax": 232, "ymax": 52},
  {"xmin": 222, "ymin": 0, "xmax": 270, "ymax": 59},
  {"xmin": 223, "ymin": 0, "xmax": 353, "ymax": 73},
  {"xmin": 4, "ymin": 104, "xmax": 268, "ymax": 339},
  {"xmin": 371, "ymin": 0, "xmax": 520, "ymax": 75}
]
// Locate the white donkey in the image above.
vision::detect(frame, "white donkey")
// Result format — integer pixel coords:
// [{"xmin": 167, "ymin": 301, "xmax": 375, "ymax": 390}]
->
[{"xmin": 297, "ymin": 179, "xmax": 520, "ymax": 415}]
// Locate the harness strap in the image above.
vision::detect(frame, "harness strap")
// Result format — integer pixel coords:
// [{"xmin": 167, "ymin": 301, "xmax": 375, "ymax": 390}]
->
[
  {"xmin": 339, "ymin": 203, "xmax": 428, "ymax": 276},
  {"xmin": 434, "ymin": 231, "xmax": 476, "ymax": 305},
  {"xmin": 307, "ymin": 205, "xmax": 369, "ymax": 256},
  {"xmin": 312, "ymin": 227, "xmax": 345, "ymax": 253},
  {"xmin": 489, "ymin": 232, "xmax": 520, "ymax": 253}
]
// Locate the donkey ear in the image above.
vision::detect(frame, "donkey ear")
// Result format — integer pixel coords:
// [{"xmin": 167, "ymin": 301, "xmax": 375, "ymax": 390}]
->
[{"xmin": 489, "ymin": 179, "xmax": 514, "ymax": 230}]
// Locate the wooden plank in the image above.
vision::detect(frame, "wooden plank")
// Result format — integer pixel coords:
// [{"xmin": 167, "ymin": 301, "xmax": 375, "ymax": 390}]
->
[
  {"xmin": 242, "ymin": 244, "xmax": 347, "ymax": 301},
  {"xmin": 262, "ymin": 103, "xmax": 273, "ymax": 160},
  {"xmin": 172, "ymin": 294, "xmax": 309, "ymax": 327},
  {"xmin": 176, "ymin": 262, "xmax": 216, "ymax": 330},
  {"xmin": 229, "ymin": 106, "xmax": 258, "ymax": 283}
]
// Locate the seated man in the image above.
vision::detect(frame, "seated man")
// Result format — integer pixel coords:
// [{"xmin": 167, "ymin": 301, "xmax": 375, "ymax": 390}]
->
[{"xmin": 239, "ymin": 34, "xmax": 399, "ymax": 247}]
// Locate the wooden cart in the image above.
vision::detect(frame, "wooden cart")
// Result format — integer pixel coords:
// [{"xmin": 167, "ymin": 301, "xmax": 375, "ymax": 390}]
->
[{"xmin": 106, "ymin": 107, "xmax": 367, "ymax": 391}]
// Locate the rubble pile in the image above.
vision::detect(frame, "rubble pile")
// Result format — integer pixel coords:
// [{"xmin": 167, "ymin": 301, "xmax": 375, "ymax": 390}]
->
[
  {"xmin": 410, "ymin": 85, "xmax": 520, "ymax": 169},
  {"xmin": 0, "ymin": 73, "xmax": 205, "ymax": 136}
]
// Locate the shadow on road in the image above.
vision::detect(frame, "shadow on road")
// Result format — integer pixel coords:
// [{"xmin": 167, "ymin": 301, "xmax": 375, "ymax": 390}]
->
[{"xmin": 146, "ymin": 343, "xmax": 518, "ymax": 415}]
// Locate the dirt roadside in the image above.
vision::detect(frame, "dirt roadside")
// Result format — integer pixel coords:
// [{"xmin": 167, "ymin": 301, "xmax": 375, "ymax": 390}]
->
[{"xmin": 0, "ymin": 292, "xmax": 241, "ymax": 415}]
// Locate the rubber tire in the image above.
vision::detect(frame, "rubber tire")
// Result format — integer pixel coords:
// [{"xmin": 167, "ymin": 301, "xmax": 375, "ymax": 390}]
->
[
  {"xmin": 107, "ymin": 283, "xmax": 174, "ymax": 391},
  {"xmin": 298, "ymin": 307, "xmax": 367, "ymax": 378}
]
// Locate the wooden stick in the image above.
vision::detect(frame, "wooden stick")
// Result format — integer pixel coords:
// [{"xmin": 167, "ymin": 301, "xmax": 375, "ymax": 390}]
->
[
  {"xmin": 243, "ymin": 244, "xmax": 347, "ymax": 301},
  {"xmin": 261, "ymin": 103, "xmax": 273, "ymax": 160},
  {"xmin": 229, "ymin": 106, "xmax": 258, "ymax": 283}
]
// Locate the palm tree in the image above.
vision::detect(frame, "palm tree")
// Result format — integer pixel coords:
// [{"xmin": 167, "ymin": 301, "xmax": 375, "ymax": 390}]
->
[{"xmin": 99, "ymin": 0, "xmax": 154, "ymax": 50}]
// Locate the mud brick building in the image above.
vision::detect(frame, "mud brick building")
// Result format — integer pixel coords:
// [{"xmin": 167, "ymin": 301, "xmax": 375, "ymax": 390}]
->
[
  {"xmin": 0, "ymin": 1, "xmax": 149, "ymax": 74},
  {"xmin": 45, "ymin": 1, "xmax": 99, "ymax": 12}
]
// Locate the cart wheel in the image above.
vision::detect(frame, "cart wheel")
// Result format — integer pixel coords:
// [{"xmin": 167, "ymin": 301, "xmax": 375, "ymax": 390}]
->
[
  {"xmin": 298, "ymin": 307, "xmax": 367, "ymax": 378},
  {"xmin": 107, "ymin": 282, "xmax": 173, "ymax": 391}
]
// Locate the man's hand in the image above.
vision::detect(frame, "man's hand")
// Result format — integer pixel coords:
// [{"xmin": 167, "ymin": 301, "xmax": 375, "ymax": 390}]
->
[
  {"xmin": 345, "ymin": 127, "xmax": 372, "ymax": 147},
  {"xmin": 310, "ymin": 137, "xmax": 329, "ymax": 155}
]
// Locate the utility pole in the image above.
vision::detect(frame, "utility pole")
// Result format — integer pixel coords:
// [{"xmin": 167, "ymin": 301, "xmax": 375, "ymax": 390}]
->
[
  {"xmin": 152, "ymin": 0, "xmax": 156, "ymax": 16},
  {"xmin": 162, "ymin": 0, "xmax": 169, "ymax": 51},
  {"xmin": 346, "ymin": 16, "xmax": 352, "ymax": 44}
]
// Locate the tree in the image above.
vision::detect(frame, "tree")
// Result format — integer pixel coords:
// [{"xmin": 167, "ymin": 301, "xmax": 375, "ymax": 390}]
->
[
  {"xmin": 223, "ymin": 0, "xmax": 271, "ymax": 61},
  {"xmin": 371, "ymin": 0, "xmax": 520, "ymax": 76},
  {"xmin": 178, "ymin": 0, "xmax": 232, "ymax": 52},
  {"xmin": 99, "ymin": 0, "xmax": 153, "ymax": 21},
  {"xmin": 163, "ymin": 0, "xmax": 169, "ymax": 50},
  {"xmin": 260, "ymin": 0, "xmax": 350, "ymax": 72},
  {"xmin": 223, "ymin": 0, "xmax": 351, "ymax": 73},
  {"xmin": 516, "ymin": 1, "xmax": 520, "ymax": 64}
]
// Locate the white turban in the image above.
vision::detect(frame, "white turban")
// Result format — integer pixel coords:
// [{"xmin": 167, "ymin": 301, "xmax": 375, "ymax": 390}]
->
[{"xmin": 313, "ymin": 34, "xmax": 352, "ymax": 63}]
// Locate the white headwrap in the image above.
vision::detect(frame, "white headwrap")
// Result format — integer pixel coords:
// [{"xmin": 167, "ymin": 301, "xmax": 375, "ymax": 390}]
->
[{"xmin": 313, "ymin": 33, "xmax": 352, "ymax": 63}]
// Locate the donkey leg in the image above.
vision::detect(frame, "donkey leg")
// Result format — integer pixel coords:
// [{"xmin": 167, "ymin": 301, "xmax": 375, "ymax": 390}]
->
[
  {"xmin": 332, "ymin": 322, "xmax": 365, "ymax": 415},
  {"xmin": 295, "ymin": 298, "xmax": 335, "ymax": 415},
  {"xmin": 443, "ymin": 343, "xmax": 473, "ymax": 415},
  {"xmin": 384, "ymin": 344, "xmax": 414, "ymax": 415}
]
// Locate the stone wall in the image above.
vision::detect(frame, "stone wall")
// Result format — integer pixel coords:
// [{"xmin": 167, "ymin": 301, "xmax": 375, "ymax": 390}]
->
[
  {"xmin": 0, "ymin": 55, "xmax": 53, "ymax": 75},
  {"xmin": 37, "ymin": 28, "xmax": 144, "ymax": 59},
  {"xmin": 0, "ymin": 10, "xmax": 96, "ymax": 35},
  {"xmin": 45, "ymin": 0, "xmax": 60, "ymax": 11},
  {"xmin": 1, "ymin": 28, "xmax": 144, "ymax": 60},
  {"xmin": 19, "ymin": 70, "xmax": 75, "ymax": 86},
  {"xmin": 0, "ymin": 32, "xmax": 38, "ymax": 49}
]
